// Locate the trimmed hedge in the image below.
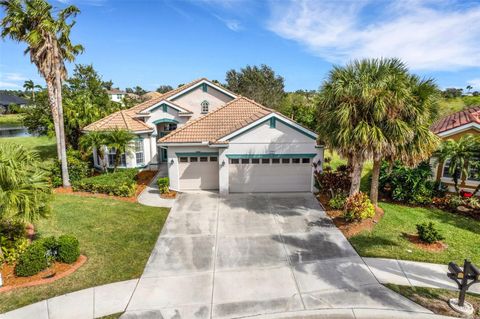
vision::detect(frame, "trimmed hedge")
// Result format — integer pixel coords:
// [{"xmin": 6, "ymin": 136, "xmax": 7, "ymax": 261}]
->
[
  {"xmin": 72, "ymin": 169, "xmax": 138, "ymax": 197},
  {"xmin": 15, "ymin": 240, "xmax": 49, "ymax": 277},
  {"xmin": 157, "ymin": 177, "xmax": 169, "ymax": 194},
  {"xmin": 58, "ymin": 235, "xmax": 80, "ymax": 264}
]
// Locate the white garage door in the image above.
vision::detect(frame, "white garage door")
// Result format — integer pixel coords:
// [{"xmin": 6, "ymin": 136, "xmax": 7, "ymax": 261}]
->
[
  {"xmin": 178, "ymin": 155, "xmax": 219, "ymax": 190},
  {"xmin": 229, "ymin": 157, "xmax": 313, "ymax": 193}
]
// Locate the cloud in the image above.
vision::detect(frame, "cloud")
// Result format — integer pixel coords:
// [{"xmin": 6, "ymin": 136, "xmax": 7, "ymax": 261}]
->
[
  {"xmin": 2, "ymin": 72, "xmax": 28, "ymax": 82},
  {"xmin": 467, "ymin": 78, "xmax": 480, "ymax": 89},
  {"xmin": 214, "ymin": 14, "xmax": 243, "ymax": 31},
  {"xmin": 0, "ymin": 81, "xmax": 21, "ymax": 89},
  {"xmin": 267, "ymin": 0, "xmax": 480, "ymax": 71}
]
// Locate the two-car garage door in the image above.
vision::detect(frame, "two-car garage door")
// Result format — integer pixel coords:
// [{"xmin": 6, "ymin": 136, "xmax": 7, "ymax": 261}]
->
[{"xmin": 229, "ymin": 157, "xmax": 313, "ymax": 193}]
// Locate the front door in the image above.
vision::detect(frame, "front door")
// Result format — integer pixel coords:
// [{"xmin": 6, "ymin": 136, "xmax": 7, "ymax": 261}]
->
[{"xmin": 158, "ymin": 146, "xmax": 168, "ymax": 163}]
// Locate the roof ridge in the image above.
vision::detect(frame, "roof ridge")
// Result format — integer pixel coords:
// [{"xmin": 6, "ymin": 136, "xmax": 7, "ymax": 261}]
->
[{"xmin": 120, "ymin": 110, "xmax": 130, "ymax": 130}]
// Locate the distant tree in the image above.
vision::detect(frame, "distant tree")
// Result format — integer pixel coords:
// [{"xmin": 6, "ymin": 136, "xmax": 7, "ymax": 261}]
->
[
  {"xmin": 126, "ymin": 86, "xmax": 146, "ymax": 96},
  {"xmin": 102, "ymin": 80, "xmax": 113, "ymax": 90},
  {"xmin": 225, "ymin": 64, "xmax": 285, "ymax": 109},
  {"xmin": 279, "ymin": 91, "xmax": 317, "ymax": 131},
  {"xmin": 473, "ymin": 91, "xmax": 480, "ymax": 97},
  {"xmin": 156, "ymin": 85, "xmax": 173, "ymax": 94},
  {"xmin": 23, "ymin": 80, "xmax": 42, "ymax": 102},
  {"xmin": 466, "ymin": 85, "xmax": 473, "ymax": 93},
  {"xmin": 442, "ymin": 88, "xmax": 463, "ymax": 98}
]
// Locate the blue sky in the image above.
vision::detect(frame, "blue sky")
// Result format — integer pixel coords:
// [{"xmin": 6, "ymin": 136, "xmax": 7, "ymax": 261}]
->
[{"xmin": 1, "ymin": 0, "xmax": 480, "ymax": 92}]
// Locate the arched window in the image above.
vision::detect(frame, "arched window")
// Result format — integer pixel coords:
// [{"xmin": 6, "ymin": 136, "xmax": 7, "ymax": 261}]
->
[{"xmin": 201, "ymin": 100, "xmax": 209, "ymax": 114}]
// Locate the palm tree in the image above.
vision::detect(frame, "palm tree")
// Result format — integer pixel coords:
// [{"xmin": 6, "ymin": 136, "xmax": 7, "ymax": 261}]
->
[
  {"xmin": 1, "ymin": 0, "xmax": 84, "ymax": 187},
  {"xmin": 79, "ymin": 131, "xmax": 108, "ymax": 171},
  {"xmin": 23, "ymin": 79, "xmax": 42, "ymax": 102},
  {"xmin": 0, "ymin": 143, "xmax": 51, "ymax": 222},
  {"xmin": 318, "ymin": 58, "xmax": 439, "ymax": 204},
  {"xmin": 466, "ymin": 85, "xmax": 473, "ymax": 93},
  {"xmin": 437, "ymin": 135, "xmax": 479, "ymax": 194},
  {"xmin": 104, "ymin": 129, "xmax": 135, "ymax": 172}
]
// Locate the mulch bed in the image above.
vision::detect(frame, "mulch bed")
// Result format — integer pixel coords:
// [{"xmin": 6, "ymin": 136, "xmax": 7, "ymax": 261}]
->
[
  {"xmin": 53, "ymin": 170, "xmax": 158, "ymax": 203},
  {"xmin": 316, "ymin": 193, "xmax": 384, "ymax": 238},
  {"xmin": 402, "ymin": 233, "xmax": 448, "ymax": 252},
  {"xmin": 0, "ymin": 255, "xmax": 87, "ymax": 293},
  {"xmin": 160, "ymin": 191, "xmax": 177, "ymax": 199}
]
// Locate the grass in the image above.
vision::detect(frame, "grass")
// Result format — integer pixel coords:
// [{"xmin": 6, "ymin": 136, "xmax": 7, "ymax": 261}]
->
[
  {"xmin": 0, "ymin": 194, "xmax": 169, "ymax": 313},
  {"xmin": 0, "ymin": 114, "xmax": 24, "ymax": 127},
  {"xmin": 350, "ymin": 202, "xmax": 480, "ymax": 265},
  {"xmin": 0, "ymin": 136, "xmax": 56, "ymax": 165},
  {"xmin": 386, "ymin": 284, "xmax": 480, "ymax": 318}
]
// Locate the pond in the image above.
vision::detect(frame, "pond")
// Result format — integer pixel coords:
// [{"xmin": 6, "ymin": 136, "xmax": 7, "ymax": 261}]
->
[{"xmin": 0, "ymin": 126, "xmax": 32, "ymax": 138}]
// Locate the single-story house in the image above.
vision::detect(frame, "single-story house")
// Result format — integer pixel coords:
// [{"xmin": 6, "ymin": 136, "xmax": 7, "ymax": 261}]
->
[
  {"xmin": 0, "ymin": 93, "xmax": 28, "ymax": 114},
  {"xmin": 430, "ymin": 105, "xmax": 480, "ymax": 193},
  {"xmin": 84, "ymin": 78, "xmax": 323, "ymax": 194}
]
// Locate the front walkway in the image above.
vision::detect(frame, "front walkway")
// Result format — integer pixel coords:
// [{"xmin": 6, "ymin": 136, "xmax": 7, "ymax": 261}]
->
[{"xmin": 137, "ymin": 163, "xmax": 175, "ymax": 208}]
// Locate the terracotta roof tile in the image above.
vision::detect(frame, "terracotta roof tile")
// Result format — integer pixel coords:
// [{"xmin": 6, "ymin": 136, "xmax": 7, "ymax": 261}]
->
[
  {"xmin": 431, "ymin": 106, "xmax": 480, "ymax": 134},
  {"xmin": 158, "ymin": 97, "xmax": 272, "ymax": 144},
  {"xmin": 83, "ymin": 110, "xmax": 152, "ymax": 133}
]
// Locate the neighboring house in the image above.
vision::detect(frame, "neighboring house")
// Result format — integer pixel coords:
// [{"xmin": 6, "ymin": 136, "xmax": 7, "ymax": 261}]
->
[
  {"xmin": 106, "ymin": 89, "xmax": 127, "ymax": 103},
  {"xmin": 142, "ymin": 91, "xmax": 163, "ymax": 101},
  {"xmin": 430, "ymin": 106, "xmax": 480, "ymax": 193},
  {"xmin": 0, "ymin": 93, "xmax": 28, "ymax": 114},
  {"xmin": 84, "ymin": 78, "xmax": 323, "ymax": 194}
]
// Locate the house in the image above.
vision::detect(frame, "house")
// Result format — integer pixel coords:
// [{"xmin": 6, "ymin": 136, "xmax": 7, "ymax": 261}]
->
[
  {"xmin": 430, "ymin": 106, "xmax": 480, "ymax": 193},
  {"xmin": 84, "ymin": 78, "xmax": 323, "ymax": 194},
  {"xmin": 0, "ymin": 93, "xmax": 28, "ymax": 114},
  {"xmin": 106, "ymin": 89, "xmax": 127, "ymax": 103}
]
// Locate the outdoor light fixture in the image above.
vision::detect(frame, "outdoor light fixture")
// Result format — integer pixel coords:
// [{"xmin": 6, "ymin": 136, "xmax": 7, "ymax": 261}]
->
[
  {"xmin": 221, "ymin": 160, "xmax": 225, "ymax": 166},
  {"xmin": 447, "ymin": 259, "xmax": 480, "ymax": 315},
  {"xmin": 170, "ymin": 159, "xmax": 174, "ymax": 165}
]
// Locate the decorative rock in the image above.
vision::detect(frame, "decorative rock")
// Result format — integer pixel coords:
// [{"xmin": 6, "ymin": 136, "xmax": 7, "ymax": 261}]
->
[
  {"xmin": 448, "ymin": 298, "xmax": 474, "ymax": 315},
  {"xmin": 457, "ymin": 205, "xmax": 473, "ymax": 213}
]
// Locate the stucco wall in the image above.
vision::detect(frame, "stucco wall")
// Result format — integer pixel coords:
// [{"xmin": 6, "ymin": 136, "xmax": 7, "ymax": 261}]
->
[{"xmin": 171, "ymin": 85, "xmax": 234, "ymax": 118}]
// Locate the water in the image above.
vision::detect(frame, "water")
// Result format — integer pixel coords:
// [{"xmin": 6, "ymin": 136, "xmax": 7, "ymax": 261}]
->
[{"xmin": 0, "ymin": 126, "xmax": 32, "ymax": 137}]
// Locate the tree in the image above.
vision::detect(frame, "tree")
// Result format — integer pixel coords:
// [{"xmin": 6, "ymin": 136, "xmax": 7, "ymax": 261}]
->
[
  {"xmin": 318, "ymin": 58, "xmax": 439, "ymax": 202},
  {"xmin": 156, "ymin": 85, "xmax": 173, "ymax": 94},
  {"xmin": 23, "ymin": 79, "xmax": 42, "ymax": 102},
  {"xmin": 279, "ymin": 91, "xmax": 317, "ymax": 131},
  {"xmin": 437, "ymin": 135, "xmax": 479, "ymax": 194},
  {"xmin": 79, "ymin": 131, "xmax": 108, "ymax": 171},
  {"xmin": 126, "ymin": 86, "xmax": 146, "ymax": 96},
  {"xmin": 102, "ymin": 80, "xmax": 113, "ymax": 90},
  {"xmin": 1, "ymin": 0, "xmax": 84, "ymax": 187},
  {"xmin": 442, "ymin": 88, "xmax": 463, "ymax": 98},
  {"xmin": 0, "ymin": 143, "xmax": 51, "ymax": 222},
  {"xmin": 104, "ymin": 129, "xmax": 135, "ymax": 171},
  {"xmin": 466, "ymin": 85, "xmax": 473, "ymax": 93},
  {"xmin": 225, "ymin": 64, "xmax": 285, "ymax": 109}
]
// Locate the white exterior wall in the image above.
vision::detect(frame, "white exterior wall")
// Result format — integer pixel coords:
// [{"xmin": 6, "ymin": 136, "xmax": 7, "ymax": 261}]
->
[
  {"xmin": 171, "ymin": 86, "xmax": 234, "ymax": 118},
  {"xmin": 109, "ymin": 94, "xmax": 125, "ymax": 103},
  {"xmin": 145, "ymin": 106, "xmax": 189, "ymax": 134}
]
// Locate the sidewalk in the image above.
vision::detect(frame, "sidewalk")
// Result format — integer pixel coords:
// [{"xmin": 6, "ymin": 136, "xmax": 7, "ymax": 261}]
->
[{"xmin": 137, "ymin": 164, "xmax": 175, "ymax": 208}]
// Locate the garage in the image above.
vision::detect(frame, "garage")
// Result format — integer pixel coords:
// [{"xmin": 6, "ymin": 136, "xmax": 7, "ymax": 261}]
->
[
  {"xmin": 178, "ymin": 154, "xmax": 219, "ymax": 190},
  {"xmin": 228, "ymin": 155, "xmax": 314, "ymax": 193}
]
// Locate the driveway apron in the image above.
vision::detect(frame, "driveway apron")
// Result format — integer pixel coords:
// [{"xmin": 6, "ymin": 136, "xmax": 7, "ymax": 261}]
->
[{"xmin": 122, "ymin": 193, "xmax": 431, "ymax": 319}]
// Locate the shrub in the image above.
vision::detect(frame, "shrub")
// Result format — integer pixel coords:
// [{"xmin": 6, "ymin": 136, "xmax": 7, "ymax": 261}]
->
[
  {"xmin": 416, "ymin": 222, "xmax": 444, "ymax": 244},
  {"xmin": 41, "ymin": 236, "xmax": 59, "ymax": 262},
  {"xmin": 15, "ymin": 240, "xmax": 49, "ymax": 277},
  {"xmin": 72, "ymin": 168, "xmax": 138, "ymax": 197},
  {"xmin": 380, "ymin": 161, "xmax": 438, "ymax": 205},
  {"xmin": 447, "ymin": 195, "xmax": 466, "ymax": 209},
  {"xmin": 328, "ymin": 193, "xmax": 347, "ymax": 209},
  {"xmin": 0, "ymin": 220, "xmax": 28, "ymax": 264},
  {"xmin": 57, "ymin": 235, "xmax": 80, "ymax": 264},
  {"xmin": 343, "ymin": 192, "xmax": 375, "ymax": 222},
  {"xmin": 157, "ymin": 177, "xmax": 169, "ymax": 194},
  {"xmin": 315, "ymin": 165, "xmax": 351, "ymax": 197},
  {"xmin": 51, "ymin": 150, "xmax": 90, "ymax": 187}
]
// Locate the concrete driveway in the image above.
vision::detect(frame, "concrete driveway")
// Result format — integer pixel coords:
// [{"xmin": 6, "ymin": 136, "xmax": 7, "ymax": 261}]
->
[{"xmin": 122, "ymin": 193, "xmax": 431, "ymax": 319}]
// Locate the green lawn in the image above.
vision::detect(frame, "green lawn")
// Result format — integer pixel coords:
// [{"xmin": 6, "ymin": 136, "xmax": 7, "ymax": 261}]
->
[
  {"xmin": 350, "ymin": 202, "xmax": 480, "ymax": 265},
  {"xmin": 0, "ymin": 136, "xmax": 56, "ymax": 165},
  {"xmin": 0, "ymin": 114, "xmax": 24, "ymax": 127},
  {"xmin": 0, "ymin": 194, "xmax": 169, "ymax": 313}
]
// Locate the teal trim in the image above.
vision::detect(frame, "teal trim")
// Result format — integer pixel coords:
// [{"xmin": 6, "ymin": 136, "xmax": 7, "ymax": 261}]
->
[
  {"xmin": 269, "ymin": 117, "xmax": 276, "ymax": 128},
  {"xmin": 226, "ymin": 153, "xmax": 316, "ymax": 159},
  {"xmin": 133, "ymin": 137, "xmax": 144, "ymax": 141},
  {"xmin": 136, "ymin": 164, "xmax": 148, "ymax": 169},
  {"xmin": 176, "ymin": 152, "xmax": 219, "ymax": 157},
  {"xmin": 171, "ymin": 82, "xmax": 235, "ymax": 101},
  {"xmin": 153, "ymin": 118, "xmax": 179, "ymax": 125},
  {"xmin": 202, "ymin": 83, "xmax": 207, "ymax": 92},
  {"xmin": 162, "ymin": 104, "xmax": 168, "ymax": 112}
]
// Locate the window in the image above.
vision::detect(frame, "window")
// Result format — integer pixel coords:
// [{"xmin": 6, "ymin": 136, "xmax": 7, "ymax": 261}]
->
[
  {"xmin": 210, "ymin": 156, "xmax": 218, "ymax": 162},
  {"xmin": 302, "ymin": 158, "xmax": 310, "ymax": 164},
  {"xmin": 292, "ymin": 158, "xmax": 300, "ymax": 164},
  {"xmin": 468, "ymin": 157, "xmax": 480, "ymax": 181},
  {"xmin": 108, "ymin": 148, "xmax": 126, "ymax": 167},
  {"xmin": 201, "ymin": 100, "xmax": 209, "ymax": 114},
  {"xmin": 241, "ymin": 158, "xmax": 249, "ymax": 164},
  {"xmin": 117, "ymin": 94, "xmax": 122, "ymax": 99},
  {"xmin": 190, "ymin": 157, "xmax": 198, "ymax": 162},
  {"xmin": 282, "ymin": 158, "xmax": 290, "ymax": 164},
  {"xmin": 262, "ymin": 158, "xmax": 270, "ymax": 164},
  {"xmin": 230, "ymin": 159, "xmax": 239, "ymax": 164},
  {"xmin": 272, "ymin": 158, "xmax": 280, "ymax": 164},
  {"xmin": 135, "ymin": 140, "xmax": 144, "ymax": 166},
  {"xmin": 165, "ymin": 123, "xmax": 177, "ymax": 131},
  {"xmin": 251, "ymin": 158, "xmax": 260, "ymax": 164},
  {"xmin": 179, "ymin": 157, "xmax": 188, "ymax": 163},
  {"xmin": 200, "ymin": 156, "xmax": 208, "ymax": 162}
]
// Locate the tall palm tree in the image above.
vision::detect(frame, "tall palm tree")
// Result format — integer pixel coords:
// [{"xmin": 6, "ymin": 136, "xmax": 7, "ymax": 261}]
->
[
  {"xmin": 23, "ymin": 79, "xmax": 42, "ymax": 102},
  {"xmin": 0, "ymin": 143, "xmax": 51, "ymax": 222},
  {"xmin": 437, "ymin": 135, "xmax": 479, "ymax": 194},
  {"xmin": 104, "ymin": 129, "xmax": 135, "ymax": 172},
  {"xmin": 1, "ymin": 0, "xmax": 84, "ymax": 187},
  {"xmin": 79, "ymin": 131, "xmax": 108, "ymax": 171},
  {"xmin": 318, "ymin": 58, "xmax": 439, "ymax": 203}
]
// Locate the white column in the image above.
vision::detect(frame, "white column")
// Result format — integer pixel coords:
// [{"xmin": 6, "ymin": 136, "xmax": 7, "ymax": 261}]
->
[
  {"xmin": 219, "ymin": 148, "xmax": 229, "ymax": 195},
  {"xmin": 150, "ymin": 134, "xmax": 157, "ymax": 167}
]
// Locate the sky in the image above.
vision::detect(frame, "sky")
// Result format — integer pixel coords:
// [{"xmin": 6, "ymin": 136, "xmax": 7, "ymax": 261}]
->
[{"xmin": 1, "ymin": 0, "xmax": 480, "ymax": 92}]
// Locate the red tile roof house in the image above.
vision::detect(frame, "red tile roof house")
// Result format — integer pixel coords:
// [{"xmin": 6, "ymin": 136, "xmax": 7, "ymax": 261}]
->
[
  {"xmin": 430, "ymin": 106, "xmax": 480, "ymax": 194},
  {"xmin": 84, "ymin": 78, "xmax": 323, "ymax": 195}
]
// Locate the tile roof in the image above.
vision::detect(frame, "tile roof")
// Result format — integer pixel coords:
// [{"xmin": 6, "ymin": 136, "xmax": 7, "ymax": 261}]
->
[
  {"xmin": 83, "ymin": 110, "xmax": 153, "ymax": 133},
  {"xmin": 158, "ymin": 97, "xmax": 273, "ymax": 144},
  {"xmin": 0, "ymin": 93, "xmax": 28, "ymax": 105},
  {"xmin": 431, "ymin": 106, "xmax": 480, "ymax": 134},
  {"xmin": 106, "ymin": 89, "xmax": 126, "ymax": 95}
]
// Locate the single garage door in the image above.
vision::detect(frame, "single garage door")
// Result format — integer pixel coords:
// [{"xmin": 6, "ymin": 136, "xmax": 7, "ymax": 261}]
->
[
  {"xmin": 178, "ymin": 155, "xmax": 219, "ymax": 190},
  {"xmin": 229, "ymin": 157, "xmax": 313, "ymax": 193}
]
